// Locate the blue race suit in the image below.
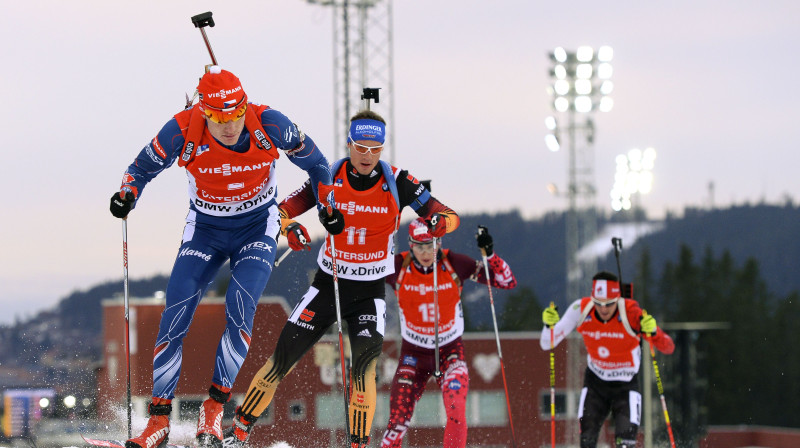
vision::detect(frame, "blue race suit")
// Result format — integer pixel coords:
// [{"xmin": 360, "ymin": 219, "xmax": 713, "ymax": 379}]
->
[{"xmin": 118, "ymin": 106, "xmax": 331, "ymax": 399}]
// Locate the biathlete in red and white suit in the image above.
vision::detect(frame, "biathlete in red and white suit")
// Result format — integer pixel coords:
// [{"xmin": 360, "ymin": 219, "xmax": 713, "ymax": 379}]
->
[
  {"xmin": 224, "ymin": 109, "xmax": 460, "ymax": 448},
  {"xmin": 108, "ymin": 66, "xmax": 333, "ymax": 448},
  {"xmin": 380, "ymin": 219, "xmax": 516, "ymax": 448},
  {"xmin": 540, "ymin": 271, "xmax": 675, "ymax": 448}
]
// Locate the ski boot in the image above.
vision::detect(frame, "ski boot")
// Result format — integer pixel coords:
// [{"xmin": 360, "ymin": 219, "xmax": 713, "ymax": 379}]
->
[
  {"xmin": 350, "ymin": 434, "xmax": 370, "ymax": 448},
  {"xmin": 222, "ymin": 406, "xmax": 257, "ymax": 448},
  {"xmin": 196, "ymin": 386, "xmax": 231, "ymax": 448},
  {"xmin": 125, "ymin": 398, "xmax": 171, "ymax": 448}
]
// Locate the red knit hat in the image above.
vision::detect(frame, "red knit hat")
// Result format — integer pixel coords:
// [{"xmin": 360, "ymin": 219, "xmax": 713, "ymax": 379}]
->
[
  {"xmin": 197, "ymin": 66, "xmax": 247, "ymax": 123},
  {"xmin": 408, "ymin": 217, "xmax": 433, "ymax": 244}
]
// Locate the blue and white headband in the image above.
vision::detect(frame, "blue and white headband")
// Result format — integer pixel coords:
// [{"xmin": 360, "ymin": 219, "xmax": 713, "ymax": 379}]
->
[{"xmin": 348, "ymin": 119, "xmax": 386, "ymax": 144}]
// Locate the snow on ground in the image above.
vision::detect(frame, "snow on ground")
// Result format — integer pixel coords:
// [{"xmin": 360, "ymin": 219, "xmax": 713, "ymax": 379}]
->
[
  {"xmin": 577, "ymin": 221, "xmax": 665, "ymax": 263},
  {"xmin": 108, "ymin": 406, "xmax": 295, "ymax": 448}
]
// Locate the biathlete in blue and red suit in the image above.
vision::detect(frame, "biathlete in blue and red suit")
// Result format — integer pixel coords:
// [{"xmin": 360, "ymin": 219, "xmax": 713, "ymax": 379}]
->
[
  {"xmin": 221, "ymin": 109, "xmax": 460, "ymax": 448},
  {"xmin": 380, "ymin": 219, "xmax": 517, "ymax": 448},
  {"xmin": 108, "ymin": 66, "xmax": 334, "ymax": 448},
  {"xmin": 540, "ymin": 271, "xmax": 675, "ymax": 448}
]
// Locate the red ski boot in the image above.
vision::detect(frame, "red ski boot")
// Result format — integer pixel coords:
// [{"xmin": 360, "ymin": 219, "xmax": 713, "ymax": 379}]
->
[
  {"xmin": 221, "ymin": 406, "xmax": 257, "ymax": 448},
  {"xmin": 125, "ymin": 398, "xmax": 171, "ymax": 448},
  {"xmin": 196, "ymin": 386, "xmax": 230, "ymax": 448}
]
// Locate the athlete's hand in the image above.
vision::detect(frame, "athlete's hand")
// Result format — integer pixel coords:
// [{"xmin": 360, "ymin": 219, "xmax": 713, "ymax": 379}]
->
[
  {"xmin": 476, "ymin": 225, "xmax": 494, "ymax": 257},
  {"xmin": 110, "ymin": 190, "xmax": 135, "ymax": 219},
  {"xmin": 317, "ymin": 182, "xmax": 336, "ymax": 215},
  {"xmin": 640, "ymin": 311, "xmax": 657, "ymax": 336},
  {"xmin": 282, "ymin": 220, "xmax": 311, "ymax": 251},
  {"xmin": 426, "ymin": 213, "xmax": 447, "ymax": 238},
  {"xmin": 543, "ymin": 303, "xmax": 560, "ymax": 328},
  {"xmin": 318, "ymin": 208, "xmax": 345, "ymax": 235}
]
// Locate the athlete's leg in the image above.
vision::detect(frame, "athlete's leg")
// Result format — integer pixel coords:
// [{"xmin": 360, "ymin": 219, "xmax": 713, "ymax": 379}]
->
[
  {"xmin": 578, "ymin": 377, "xmax": 612, "ymax": 448},
  {"xmin": 610, "ymin": 388, "xmax": 641, "ymax": 448},
  {"xmin": 212, "ymin": 207, "xmax": 280, "ymax": 389},
  {"xmin": 436, "ymin": 340, "xmax": 469, "ymax": 448},
  {"xmin": 198, "ymin": 210, "xmax": 281, "ymax": 446},
  {"xmin": 237, "ymin": 285, "xmax": 334, "ymax": 420},
  {"xmin": 153, "ymin": 220, "xmax": 227, "ymax": 399},
  {"xmin": 345, "ymin": 298, "xmax": 386, "ymax": 446},
  {"xmin": 133, "ymin": 218, "xmax": 226, "ymax": 448},
  {"xmin": 381, "ymin": 346, "xmax": 432, "ymax": 448}
]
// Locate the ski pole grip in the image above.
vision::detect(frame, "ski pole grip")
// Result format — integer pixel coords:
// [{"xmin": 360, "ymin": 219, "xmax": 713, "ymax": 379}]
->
[{"xmin": 192, "ymin": 11, "xmax": 215, "ymax": 28}]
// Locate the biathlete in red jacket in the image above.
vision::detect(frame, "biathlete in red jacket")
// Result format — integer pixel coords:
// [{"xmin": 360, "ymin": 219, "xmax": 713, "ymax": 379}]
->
[
  {"xmin": 223, "ymin": 109, "xmax": 460, "ymax": 448},
  {"xmin": 540, "ymin": 271, "xmax": 675, "ymax": 448},
  {"xmin": 108, "ymin": 66, "xmax": 333, "ymax": 448},
  {"xmin": 380, "ymin": 219, "xmax": 517, "ymax": 448}
]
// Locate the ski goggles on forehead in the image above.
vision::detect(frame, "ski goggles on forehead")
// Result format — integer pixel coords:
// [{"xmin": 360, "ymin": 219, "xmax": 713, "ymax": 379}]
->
[
  {"xmin": 348, "ymin": 136, "xmax": 384, "ymax": 155},
  {"xmin": 202, "ymin": 101, "xmax": 247, "ymax": 124}
]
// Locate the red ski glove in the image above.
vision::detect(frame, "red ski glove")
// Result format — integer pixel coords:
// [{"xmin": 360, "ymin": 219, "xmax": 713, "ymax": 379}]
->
[
  {"xmin": 317, "ymin": 182, "xmax": 336, "ymax": 215},
  {"xmin": 281, "ymin": 220, "xmax": 310, "ymax": 251},
  {"xmin": 426, "ymin": 213, "xmax": 447, "ymax": 238}
]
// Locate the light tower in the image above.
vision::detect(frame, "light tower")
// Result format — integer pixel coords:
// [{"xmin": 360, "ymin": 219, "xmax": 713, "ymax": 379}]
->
[
  {"xmin": 611, "ymin": 147, "xmax": 656, "ymax": 214},
  {"xmin": 546, "ymin": 45, "xmax": 613, "ymax": 445},
  {"xmin": 306, "ymin": 0, "xmax": 395, "ymax": 163}
]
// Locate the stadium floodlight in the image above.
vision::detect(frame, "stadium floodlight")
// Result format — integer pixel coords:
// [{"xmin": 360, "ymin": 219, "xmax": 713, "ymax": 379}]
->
[
  {"xmin": 546, "ymin": 46, "xmax": 613, "ymax": 115},
  {"xmin": 545, "ymin": 116, "xmax": 560, "ymax": 151},
  {"xmin": 546, "ymin": 47, "xmax": 613, "ymax": 447},
  {"xmin": 611, "ymin": 147, "xmax": 657, "ymax": 211}
]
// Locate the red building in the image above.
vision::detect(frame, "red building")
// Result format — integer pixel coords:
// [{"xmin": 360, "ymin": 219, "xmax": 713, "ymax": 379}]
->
[
  {"xmin": 98, "ymin": 296, "xmax": 569, "ymax": 447},
  {"xmin": 100, "ymin": 296, "xmax": 800, "ymax": 447}
]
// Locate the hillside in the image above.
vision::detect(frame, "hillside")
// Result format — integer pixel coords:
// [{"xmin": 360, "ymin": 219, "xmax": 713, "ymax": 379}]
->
[{"xmin": 3, "ymin": 202, "xmax": 800, "ymax": 380}]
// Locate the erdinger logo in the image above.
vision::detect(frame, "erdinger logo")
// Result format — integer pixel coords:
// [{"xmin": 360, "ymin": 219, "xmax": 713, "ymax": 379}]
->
[
  {"xmin": 355, "ymin": 124, "xmax": 382, "ymax": 133},
  {"xmin": 205, "ymin": 86, "xmax": 243, "ymax": 99}
]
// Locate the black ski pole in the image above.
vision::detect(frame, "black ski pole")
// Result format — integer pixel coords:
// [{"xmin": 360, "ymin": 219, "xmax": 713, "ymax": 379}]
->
[
  {"xmin": 432, "ymin": 227, "xmax": 442, "ymax": 379},
  {"xmin": 612, "ymin": 237, "xmax": 623, "ymax": 284},
  {"xmin": 191, "ymin": 12, "xmax": 218, "ymax": 65},
  {"xmin": 361, "ymin": 87, "xmax": 380, "ymax": 111},
  {"xmin": 478, "ymin": 226, "xmax": 517, "ymax": 447},
  {"xmin": 328, "ymin": 233, "xmax": 351, "ymax": 447}
]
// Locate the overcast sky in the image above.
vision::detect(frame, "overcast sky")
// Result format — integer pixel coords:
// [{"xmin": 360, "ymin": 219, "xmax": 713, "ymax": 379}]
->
[{"xmin": 2, "ymin": 1, "xmax": 798, "ymax": 324}]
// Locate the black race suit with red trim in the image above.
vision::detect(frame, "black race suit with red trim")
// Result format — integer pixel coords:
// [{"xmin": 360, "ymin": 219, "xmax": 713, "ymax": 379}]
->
[{"xmin": 236, "ymin": 158, "xmax": 459, "ymax": 444}]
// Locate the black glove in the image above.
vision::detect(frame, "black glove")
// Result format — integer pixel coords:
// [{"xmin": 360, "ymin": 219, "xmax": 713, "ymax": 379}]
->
[
  {"xmin": 318, "ymin": 207, "xmax": 345, "ymax": 235},
  {"xmin": 110, "ymin": 191, "xmax": 135, "ymax": 219},
  {"xmin": 476, "ymin": 225, "xmax": 493, "ymax": 256}
]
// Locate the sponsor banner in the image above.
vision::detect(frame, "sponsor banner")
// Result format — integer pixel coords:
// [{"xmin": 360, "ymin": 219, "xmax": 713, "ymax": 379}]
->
[
  {"xmin": 587, "ymin": 345, "xmax": 641, "ymax": 382},
  {"xmin": 189, "ymin": 174, "xmax": 277, "ymax": 217},
  {"xmin": 317, "ymin": 255, "xmax": 392, "ymax": 281},
  {"xmin": 398, "ymin": 314, "xmax": 464, "ymax": 349}
]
